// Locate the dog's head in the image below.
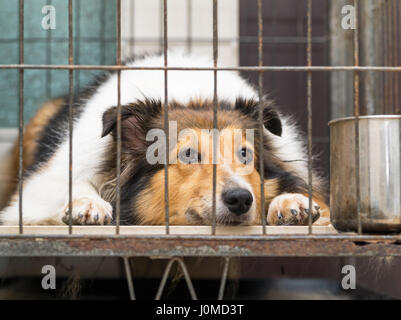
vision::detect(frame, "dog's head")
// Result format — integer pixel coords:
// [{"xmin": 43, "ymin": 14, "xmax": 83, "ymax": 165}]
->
[{"xmin": 101, "ymin": 98, "xmax": 283, "ymax": 225}]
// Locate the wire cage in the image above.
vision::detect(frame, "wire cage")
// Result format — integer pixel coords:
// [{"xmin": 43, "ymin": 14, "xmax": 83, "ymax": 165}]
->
[{"xmin": 0, "ymin": 0, "xmax": 401, "ymax": 300}]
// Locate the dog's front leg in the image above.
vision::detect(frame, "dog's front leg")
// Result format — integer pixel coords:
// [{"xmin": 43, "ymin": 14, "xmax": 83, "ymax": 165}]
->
[
  {"xmin": 60, "ymin": 181, "xmax": 113, "ymax": 225},
  {"xmin": 0, "ymin": 177, "xmax": 113, "ymax": 225},
  {"xmin": 266, "ymin": 193, "xmax": 330, "ymax": 226}
]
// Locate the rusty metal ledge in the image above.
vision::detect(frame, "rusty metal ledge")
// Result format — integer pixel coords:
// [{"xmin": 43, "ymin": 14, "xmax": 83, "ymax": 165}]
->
[{"xmin": 1, "ymin": 235, "xmax": 401, "ymax": 257}]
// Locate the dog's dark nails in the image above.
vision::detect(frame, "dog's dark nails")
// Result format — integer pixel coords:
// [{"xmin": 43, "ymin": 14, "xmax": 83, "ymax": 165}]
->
[{"xmin": 312, "ymin": 211, "xmax": 320, "ymax": 223}]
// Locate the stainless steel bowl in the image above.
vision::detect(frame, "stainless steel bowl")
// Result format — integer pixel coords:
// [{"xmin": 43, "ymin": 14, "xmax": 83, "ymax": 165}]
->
[{"xmin": 329, "ymin": 115, "xmax": 401, "ymax": 232}]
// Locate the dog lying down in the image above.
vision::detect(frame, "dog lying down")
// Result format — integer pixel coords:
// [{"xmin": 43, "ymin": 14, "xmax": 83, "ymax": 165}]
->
[{"xmin": 0, "ymin": 52, "xmax": 330, "ymax": 226}]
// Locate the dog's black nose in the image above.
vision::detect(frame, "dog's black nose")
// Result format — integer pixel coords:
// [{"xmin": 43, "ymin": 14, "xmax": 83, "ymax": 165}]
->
[{"xmin": 222, "ymin": 188, "xmax": 253, "ymax": 215}]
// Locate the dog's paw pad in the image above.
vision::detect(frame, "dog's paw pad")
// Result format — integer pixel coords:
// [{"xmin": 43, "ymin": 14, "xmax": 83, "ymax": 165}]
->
[
  {"xmin": 267, "ymin": 193, "xmax": 320, "ymax": 226},
  {"xmin": 61, "ymin": 197, "xmax": 113, "ymax": 225}
]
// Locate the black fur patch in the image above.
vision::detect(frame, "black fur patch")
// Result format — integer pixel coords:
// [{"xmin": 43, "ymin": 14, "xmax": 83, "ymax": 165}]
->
[
  {"xmin": 263, "ymin": 158, "xmax": 308, "ymax": 194},
  {"xmin": 276, "ymin": 172, "xmax": 308, "ymax": 195},
  {"xmin": 234, "ymin": 98, "xmax": 282, "ymax": 136},
  {"xmin": 118, "ymin": 160, "xmax": 164, "ymax": 225},
  {"xmin": 27, "ymin": 101, "xmax": 84, "ymax": 174}
]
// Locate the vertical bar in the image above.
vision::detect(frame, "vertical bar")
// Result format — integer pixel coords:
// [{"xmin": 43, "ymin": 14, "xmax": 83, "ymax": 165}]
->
[
  {"xmin": 270, "ymin": 0, "xmax": 277, "ymax": 88},
  {"xmin": 257, "ymin": 0, "xmax": 266, "ymax": 234},
  {"xmin": 394, "ymin": 0, "xmax": 401, "ymax": 114},
  {"xmin": 394, "ymin": 1, "xmax": 401, "ymax": 114},
  {"xmin": 163, "ymin": 0, "xmax": 170, "ymax": 235},
  {"xmin": 383, "ymin": 0, "xmax": 390, "ymax": 114},
  {"xmin": 353, "ymin": 0, "xmax": 362, "ymax": 234},
  {"xmin": 387, "ymin": 0, "xmax": 394, "ymax": 114},
  {"xmin": 46, "ymin": 0, "xmax": 52, "ymax": 100},
  {"xmin": 68, "ymin": 0, "xmax": 74, "ymax": 234},
  {"xmin": 123, "ymin": 257, "xmax": 136, "ymax": 300},
  {"xmin": 307, "ymin": 0, "xmax": 313, "ymax": 234},
  {"xmin": 296, "ymin": 0, "xmax": 303, "ymax": 118},
  {"xmin": 383, "ymin": 1, "xmax": 389, "ymax": 114},
  {"xmin": 212, "ymin": 0, "xmax": 218, "ymax": 235},
  {"xmin": 116, "ymin": 0, "xmax": 122, "ymax": 234},
  {"xmin": 380, "ymin": 1, "xmax": 386, "ymax": 114},
  {"xmin": 186, "ymin": 0, "xmax": 192, "ymax": 54},
  {"xmin": 18, "ymin": 0, "xmax": 24, "ymax": 234}
]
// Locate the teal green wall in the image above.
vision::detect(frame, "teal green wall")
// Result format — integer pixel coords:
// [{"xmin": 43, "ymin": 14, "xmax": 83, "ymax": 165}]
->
[{"xmin": 0, "ymin": 0, "xmax": 116, "ymax": 127}]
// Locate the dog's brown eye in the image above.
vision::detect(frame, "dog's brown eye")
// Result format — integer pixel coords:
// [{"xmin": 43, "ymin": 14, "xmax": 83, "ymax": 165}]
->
[
  {"xmin": 179, "ymin": 147, "xmax": 201, "ymax": 164},
  {"xmin": 238, "ymin": 147, "xmax": 253, "ymax": 165}
]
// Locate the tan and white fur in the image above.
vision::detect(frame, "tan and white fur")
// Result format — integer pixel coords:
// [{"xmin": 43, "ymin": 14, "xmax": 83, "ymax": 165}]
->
[{"xmin": 0, "ymin": 52, "xmax": 330, "ymax": 226}]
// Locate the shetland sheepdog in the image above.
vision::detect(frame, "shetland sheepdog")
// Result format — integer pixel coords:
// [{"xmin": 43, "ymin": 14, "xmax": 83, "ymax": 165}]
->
[{"xmin": 0, "ymin": 52, "xmax": 329, "ymax": 226}]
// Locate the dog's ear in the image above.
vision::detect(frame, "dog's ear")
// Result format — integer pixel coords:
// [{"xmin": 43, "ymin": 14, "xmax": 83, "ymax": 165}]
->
[
  {"xmin": 235, "ymin": 98, "xmax": 282, "ymax": 136},
  {"xmin": 262, "ymin": 107, "xmax": 282, "ymax": 136},
  {"xmin": 101, "ymin": 99, "xmax": 162, "ymax": 150}
]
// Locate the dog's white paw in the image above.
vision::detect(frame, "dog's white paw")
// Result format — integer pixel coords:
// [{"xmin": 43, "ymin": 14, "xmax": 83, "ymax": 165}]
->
[
  {"xmin": 267, "ymin": 193, "xmax": 320, "ymax": 226},
  {"xmin": 61, "ymin": 197, "xmax": 113, "ymax": 225}
]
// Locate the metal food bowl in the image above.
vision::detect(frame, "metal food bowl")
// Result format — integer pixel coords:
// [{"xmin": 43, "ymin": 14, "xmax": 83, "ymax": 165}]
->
[{"xmin": 329, "ymin": 115, "xmax": 401, "ymax": 233}]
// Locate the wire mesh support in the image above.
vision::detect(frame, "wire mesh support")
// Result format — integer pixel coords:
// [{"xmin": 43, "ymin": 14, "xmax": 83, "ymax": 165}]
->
[
  {"xmin": 123, "ymin": 257, "xmax": 136, "ymax": 300},
  {"xmin": 217, "ymin": 257, "xmax": 230, "ymax": 300},
  {"xmin": 155, "ymin": 257, "xmax": 198, "ymax": 300}
]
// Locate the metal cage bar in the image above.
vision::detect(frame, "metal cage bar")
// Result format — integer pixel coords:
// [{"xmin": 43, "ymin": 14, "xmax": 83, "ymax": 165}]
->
[
  {"xmin": 163, "ymin": 0, "xmax": 170, "ymax": 235},
  {"xmin": 393, "ymin": 0, "xmax": 401, "ymax": 114},
  {"xmin": 68, "ymin": 0, "xmax": 74, "ymax": 234},
  {"xmin": 18, "ymin": 0, "xmax": 24, "ymax": 234},
  {"xmin": 0, "ymin": 35, "xmax": 329, "ymax": 45},
  {"xmin": 45, "ymin": 0, "xmax": 53, "ymax": 100},
  {"xmin": 212, "ymin": 0, "xmax": 218, "ymax": 235},
  {"xmin": 307, "ymin": 0, "xmax": 313, "ymax": 234},
  {"xmin": 3, "ymin": 65, "xmax": 401, "ymax": 72},
  {"xmin": 257, "ymin": 0, "xmax": 266, "ymax": 235},
  {"xmin": 353, "ymin": 0, "xmax": 362, "ymax": 235},
  {"xmin": 116, "ymin": 0, "xmax": 122, "ymax": 235},
  {"xmin": 217, "ymin": 257, "xmax": 230, "ymax": 300},
  {"xmin": 123, "ymin": 257, "xmax": 136, "ymax": 300}
]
